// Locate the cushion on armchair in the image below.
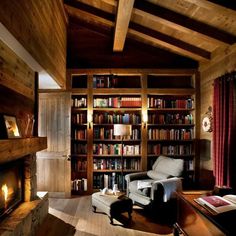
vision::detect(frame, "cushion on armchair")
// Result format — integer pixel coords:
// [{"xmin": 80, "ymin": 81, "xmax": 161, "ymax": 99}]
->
[
  {"xmin": 147, "ymin": 170, "xmax": 170, "ymax": 180},
  {"xmin": 149, "ymin": 155, "xmax": 184, "ymax": 178}
]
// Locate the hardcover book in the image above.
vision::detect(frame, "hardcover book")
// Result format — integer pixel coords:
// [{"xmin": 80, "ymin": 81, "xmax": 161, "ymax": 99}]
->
[{"xmin": 195, "ymin": 195, "xmax": 236, "ymax": 215}]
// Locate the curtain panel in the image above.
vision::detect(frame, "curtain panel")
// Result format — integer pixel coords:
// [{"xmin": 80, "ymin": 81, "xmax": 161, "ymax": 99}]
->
[{"xmin": 213, "ymin": 71, "xmax": 236, "ymax": 190}]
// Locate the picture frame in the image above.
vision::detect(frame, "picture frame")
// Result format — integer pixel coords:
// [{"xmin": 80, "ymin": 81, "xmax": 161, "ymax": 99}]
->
[{"xmin": 3, "ymin": 115, "xmax": 21, "ymax": 138}]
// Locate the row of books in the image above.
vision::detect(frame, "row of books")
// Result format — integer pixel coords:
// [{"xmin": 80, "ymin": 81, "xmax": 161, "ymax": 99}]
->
[
  {"xmin": 73, "ymin": 129, "xmax": 87, "ymax": 140},
  {"xmin": 93, "ymin": 75, "xmax": 118, "ymax": 88},
  {"xmin": 93, "ymin": 97, "xmax": 142, "ymax": 108},
  {"xmin": 72, "ymin": 113, "xmax": 87, "ymax": 124},
  {"xmin": 148, "ymin": 97, "xmax": 193, "ymax": 109},
  {"xmin": 71, "ymin": 143, "xmax": 87, "ymax": 154},
  {"xmin": 148, "ymin": 144, "xmax": 192, "ymax": 155},
  {"xmin": 71, "ymin": 97, "xmax": 87, "ymax": 108},
  {"xmin": 71, "ymin": 178, "xmax": 88, "ymax": 191},
  {"xmin": 93, "ymin": 158, "xmax": 140, "ymax": 170},
  {"xmin": 148, "ymin": 114, "xmax": 193, "ymax": 125},
  {"xmin": 93, "ymin": 113, "xmax": 141, "ymax": 124},
  {"xmin": 148, "ymin": 128, "xmax": 194, "ymax": 140},
  {"xmin": 72, "ymin": 159, "xmax": 87, "ymax": 171},
  {"xmin": 94, "ymin": 127, "xmax": 140, "ymax": 140},
  {"xmin": 93, "ymin": 144, "xmax": 140, "ymax": 155},
  {"xmin": 93, "ymin": 173, "xmax": 125, "ymax": 189}
]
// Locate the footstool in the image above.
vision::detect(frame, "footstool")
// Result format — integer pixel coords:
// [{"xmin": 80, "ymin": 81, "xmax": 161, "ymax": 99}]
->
[{"xmin": 91, "ymin": 192, "xmax": 133, "ymax": 224}]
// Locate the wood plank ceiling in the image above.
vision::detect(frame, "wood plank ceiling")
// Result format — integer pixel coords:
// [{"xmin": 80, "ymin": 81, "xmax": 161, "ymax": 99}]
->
[{"xmin": 64, "ymin": 0, "xmax": 236, "ymax": 67}]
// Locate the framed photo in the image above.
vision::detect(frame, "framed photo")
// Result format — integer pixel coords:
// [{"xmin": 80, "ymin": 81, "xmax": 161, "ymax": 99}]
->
[{"xmin": 3, "ymin": 115, "xmax": 21, "ymax": 138}]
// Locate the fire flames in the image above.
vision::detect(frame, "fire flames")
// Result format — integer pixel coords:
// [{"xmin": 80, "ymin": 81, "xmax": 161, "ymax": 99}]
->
[{"xmin": 2, "ymin": 184, "xmax": 8, "ymax": 203}]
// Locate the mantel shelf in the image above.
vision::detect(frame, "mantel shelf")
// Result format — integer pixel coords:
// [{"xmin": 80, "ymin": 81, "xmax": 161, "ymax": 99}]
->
[{"xmin": 0, "ymin": 137, "xmax": 47, "ymax": 164}]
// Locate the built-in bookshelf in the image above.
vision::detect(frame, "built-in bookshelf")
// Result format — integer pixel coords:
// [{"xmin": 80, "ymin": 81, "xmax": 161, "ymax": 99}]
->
[
  {"xmin": 92, "ymin": 93, "xmax": 142, "ymax": 190},
  {"xmin": 71, "ymin": 94, "xmax": 88, "ymax": 193},
  {"xmin": 68, "ymin": 69, "xmax": 198, "ymax": 193},
  {"xmin": 147, "ymin": 74, "xmax": 196, "ymax": 187}
]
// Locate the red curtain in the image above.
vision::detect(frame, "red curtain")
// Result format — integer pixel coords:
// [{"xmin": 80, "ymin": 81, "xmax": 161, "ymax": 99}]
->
[{"xmin": 213, "ymin": 71, "xmax": 236, "ymax": 191}]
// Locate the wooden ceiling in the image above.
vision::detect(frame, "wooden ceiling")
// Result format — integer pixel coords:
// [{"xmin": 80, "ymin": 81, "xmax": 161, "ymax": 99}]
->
[{"xmin": 64, "ymin": 0, "xmax": 236, "ymax": 68}]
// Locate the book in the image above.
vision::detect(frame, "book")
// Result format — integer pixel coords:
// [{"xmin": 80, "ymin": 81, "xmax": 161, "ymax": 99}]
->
[{"xmin": 195, "ymin": 195, "xmax": 236, "ymax": 215}]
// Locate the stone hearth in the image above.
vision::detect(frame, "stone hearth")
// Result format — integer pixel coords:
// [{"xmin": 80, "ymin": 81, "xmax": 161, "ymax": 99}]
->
[{"xmin": 0, "ymin": 192, "xmax": 48, "ymax": 236}]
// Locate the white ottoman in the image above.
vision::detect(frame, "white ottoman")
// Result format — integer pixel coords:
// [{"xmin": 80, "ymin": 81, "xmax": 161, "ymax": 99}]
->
[{"xmin": 92, "ymin": 192, "xmax": 133, "ymax": 224}]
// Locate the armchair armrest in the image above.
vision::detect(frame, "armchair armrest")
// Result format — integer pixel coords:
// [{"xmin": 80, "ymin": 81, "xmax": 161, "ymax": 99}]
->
[
  {"xmin": 151, "ymin": 177, "xmax": 182, "ymax": 202},
  {"xmin": 125, "ymin": 172, "xmax": 148, "ymax": 196},
  {"xmin": 125, "ymin": 171, "xmax": 148, "ymax": 182}
]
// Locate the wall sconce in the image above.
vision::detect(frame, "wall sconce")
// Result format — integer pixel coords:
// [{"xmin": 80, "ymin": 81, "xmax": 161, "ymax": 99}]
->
[
  {"xmin": 142, "ymin": 112, "xmax": 147, "ymax": 129},
  {"xmin": 88, "ymin": 113, "xmax": 93, "ymax": 129}
]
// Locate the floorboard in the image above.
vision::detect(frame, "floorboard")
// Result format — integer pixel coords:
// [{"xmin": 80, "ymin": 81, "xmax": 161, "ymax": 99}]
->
[{"xmin": 35, "ymin": 195, "xmax": 173, "ymax": 236}]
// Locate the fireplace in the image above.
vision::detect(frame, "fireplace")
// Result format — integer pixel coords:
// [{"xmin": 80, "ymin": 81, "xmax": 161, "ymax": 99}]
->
[
  {"xmin": 0, "ymin": 160, "xmax": 24, "ymax": 220},
  {"xmin": 0, "ymin": 138, "xmax": 48, "ymax": 235}
]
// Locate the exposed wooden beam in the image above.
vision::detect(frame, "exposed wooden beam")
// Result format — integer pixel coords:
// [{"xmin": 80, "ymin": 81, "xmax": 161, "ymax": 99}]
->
[
  {"xmin": 64, "ymin": 4, "xmax": 114, "ymax": 29},
  {"xmin": 113, "ymin": 0, "xmax": 135, "ymax": 51},
  {"xmin": 129, "ymin": 22, "xmax": 211, "ymax": 60},
  {"xmin": 68, "ymin": 15, "xmax": 113, "ymax": 36},
  {"xmin": 64, "ymin": 0, "xmax": 115, "ymax": 21},
  {"xmin": 64, "ymin": 1, "xmax": 208, "ymax": 60},
  {"xmin": 134, "ymin": 0, "xmax": 236, "ymax": 45}
]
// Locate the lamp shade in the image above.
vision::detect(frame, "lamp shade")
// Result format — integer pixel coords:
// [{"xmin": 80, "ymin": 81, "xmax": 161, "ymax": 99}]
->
[{"xmin": 113, "ymin": 124, "xmax": 132, "ymax": 136}]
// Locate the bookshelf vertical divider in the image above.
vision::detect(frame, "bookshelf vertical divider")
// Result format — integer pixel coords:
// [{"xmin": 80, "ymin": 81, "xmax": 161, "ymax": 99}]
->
[
  {"xmin": 87, "ymin": 74, "xmax": 94, "ymax": 193},
  {"xmin": 141, "ymin": 73, "xmax": 148, "ymax": 171}
]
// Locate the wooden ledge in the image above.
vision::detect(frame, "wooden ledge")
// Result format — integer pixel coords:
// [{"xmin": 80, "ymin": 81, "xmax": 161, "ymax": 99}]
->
[{"xmin": 0, "ymin": 137, "xmax": 47, "ymax": 164}]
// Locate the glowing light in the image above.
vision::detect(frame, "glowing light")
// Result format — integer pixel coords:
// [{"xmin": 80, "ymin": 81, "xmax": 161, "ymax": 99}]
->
[{"xmin": 2, "ymin": 184, "xmax": 8, "ymax": 202}]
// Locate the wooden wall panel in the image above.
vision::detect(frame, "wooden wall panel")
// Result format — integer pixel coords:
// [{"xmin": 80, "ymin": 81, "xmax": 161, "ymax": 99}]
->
[
  {"xmin": 0, "ymin": 0, "xmax": 67, "ymax": 88},
  {"xmin": 198, "ymin": 46, "xmax": 236, "ymax": 188},
  {"xmin": 0, "ymin": 40, "xmax": 36, "ymax": 137},
  {"xmin": 37, "ymin": 92, "xmax": 71, "ymax": 198},
  {"xmin": 0, "ymin": 40, "xmax": 35, "ymax": 100}
]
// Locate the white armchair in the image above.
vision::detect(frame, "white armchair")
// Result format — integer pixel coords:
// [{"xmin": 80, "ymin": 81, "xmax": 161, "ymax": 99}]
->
[{"xmin": 125, "ymin": 156, "xmax": 184, "ymax": 207}]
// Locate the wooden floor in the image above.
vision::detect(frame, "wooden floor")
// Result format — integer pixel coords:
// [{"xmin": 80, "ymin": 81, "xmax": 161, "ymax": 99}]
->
[{"xmin": 35, "ymin": 195, "xmax": 174, "ymax": 236}]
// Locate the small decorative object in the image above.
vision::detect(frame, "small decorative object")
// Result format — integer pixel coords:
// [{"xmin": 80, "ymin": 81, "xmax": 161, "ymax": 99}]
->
[
  {"xmin": 3, "ymin": 115, "xmax": 21, "ymax": 138},
  {"xmin": 101, "ymin": 187, "xmax": 108, "ymax": 195},
  {"xmin": 202, "ymin": 106, "xmax": 213, "ymax": 132},
  {"xmin": 25, "ymin": 114, "xmax": 35, "ymax": 137},
  {"xmin": 112, "ymin": 184, "xmax": 120, "ymax": 195}
]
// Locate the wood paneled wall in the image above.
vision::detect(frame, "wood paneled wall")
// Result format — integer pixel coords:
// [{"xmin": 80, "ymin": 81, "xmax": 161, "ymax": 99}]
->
[
  {"xmin": 0, "ymin": 40, "xmax": 36, "ymax": 136},
  {"xmin": 198, "ymin": 45, "xmax": 236, "ymax": 188},
  {"xmin": 0, "ymin": 40, "xmax": 35, "ymax": 100},
  {"xmin": 0, "ymin": 0, "xmax": 67, "ymax": 88}
]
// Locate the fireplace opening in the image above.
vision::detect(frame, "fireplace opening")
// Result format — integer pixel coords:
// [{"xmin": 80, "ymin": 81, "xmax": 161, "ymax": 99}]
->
[{"xmin": 0, "ymin": 160, "xmax": 24, "ymax": 220}]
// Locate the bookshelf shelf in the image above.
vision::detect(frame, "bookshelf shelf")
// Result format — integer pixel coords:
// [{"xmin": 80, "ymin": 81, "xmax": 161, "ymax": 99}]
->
[
  {"xmin": 93, "ymin": 154, "xmax": 142, "ymax": 157},
  {"xmin": 68, "ymin": 69, "xmax": 198, "ymax": 193},
  {"xmin": 147, "ymin": 139, "xmax": 194, "ymax": 142},
  {"xmin": 148, "ymin": 108, "xmax": 194, "ymax": 111},
  {"xmin": 147, "ymin": 154, "xmax": 195, "ymax": 158},
  {"xmin": 93, "ymin": 108, "xmax": 142, "ymax": 111},
  {"xmin": 93, "ymin": 139, "xmax": 141, "ymax": 142},
  {"xmin": 93, "ymin": 170, "xmax": 141, "ymax": 173},
  {"xmin": 147, "ymin": 124, "xmax": 194, "ymax": 127}
]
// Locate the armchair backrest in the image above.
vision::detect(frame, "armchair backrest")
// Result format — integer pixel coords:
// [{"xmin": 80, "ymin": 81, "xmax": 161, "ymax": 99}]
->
[{"xmin": 150, "ymin": 156, "xmax": 184, "ymax": 179}]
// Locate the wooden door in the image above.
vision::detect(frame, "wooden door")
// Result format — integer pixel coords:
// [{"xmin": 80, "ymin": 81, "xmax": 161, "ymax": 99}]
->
[{"xmin": 37, "ymin": 92, "xmax": 71, "ymax": 198}]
